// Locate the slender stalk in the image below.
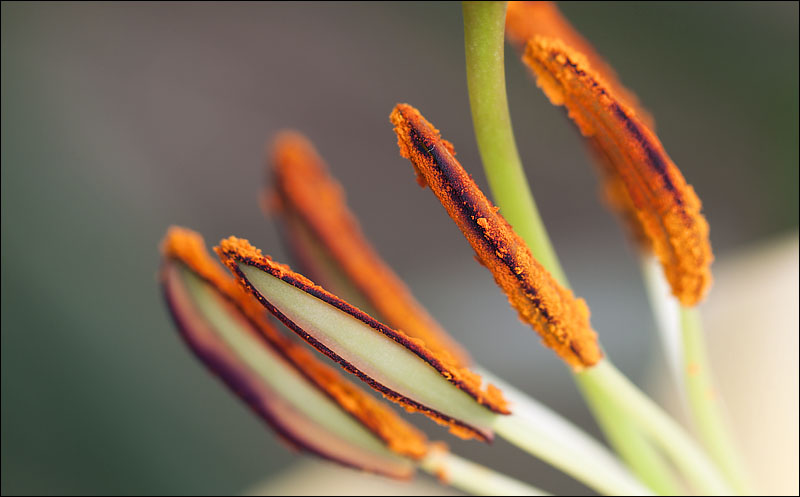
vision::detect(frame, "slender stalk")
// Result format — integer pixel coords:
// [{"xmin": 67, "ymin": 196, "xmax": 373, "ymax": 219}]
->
[
  {"xmin": 484, "ymin": 369, "xmax": 653, "ymax": 496},
  {"xmin": 641, "ymin": 256, "xmax": 686, "ymax": 404},
  {"xmin": 420, "ymin": 449, "xmax": 550, "ymax": 496},
  {"xmin": 642, "ymin": 255, "xmax": 750, "ymax": 493},
  {"xmin": 577, "ymin": 378, "xmax": 685, "ymax": 495},
  {"xmin": 462, "ymin": 0, "xmax": 566, "ymax": 284},
  {"xmin": 681, "ymin": 308, "xmax": 751, "ymax": 493},
  {"xmin": 462, "ymin": 2, "xmax": 679, "ymax": 492},
  {"xmin": 493, "ymin": 414, "xmax": 652, "ymax": 496},
  {"xmin": 576, "ymin": 360, "xmax": 732, "ymax": 494}
]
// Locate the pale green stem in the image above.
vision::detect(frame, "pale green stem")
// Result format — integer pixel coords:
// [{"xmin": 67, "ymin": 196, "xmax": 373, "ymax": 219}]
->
[
  {"xmin": 641, "ymin": 256, "xmax": 686, "ymax": 405},
  {"xmin": 483, "ymin": 369, "xmax": 653, "ymax": 496},
  {"xmin": 681, "ymin": 307, "xmax": 751, "ymax": 494},
  {"xmin": 462, "ymin": 0, "xmax": 566, "ymax": 284},
  {"xmin": 578, "ymin": 377, "xmax": 685, "ymax": 495},
  {"xmin": 642, "ymin": 255, "xmax": 750, "ymax": 492},
  {"xmin": 420, "ymin": 449, "xmax": 550, "ymax": 496},
  {"xmin": 462, "ymin": 1, "xmax": 679, "ymax": 492},
  {"xmin": 577, "ymin": 360, "xmax": 732, "ymax": 495}
]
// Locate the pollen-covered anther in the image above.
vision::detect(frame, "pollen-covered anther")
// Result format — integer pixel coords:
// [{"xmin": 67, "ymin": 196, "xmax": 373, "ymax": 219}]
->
[
  {"xmin": 390, "ymin": 103, "xmax": 603, "ymax": 370},
  {"xmin": 215, "ymin": 236, "xmax": 509, "ymax": 442},
  {"xmin": 522, "ymin": 37, "xmax": 713, "ymax": 306}
]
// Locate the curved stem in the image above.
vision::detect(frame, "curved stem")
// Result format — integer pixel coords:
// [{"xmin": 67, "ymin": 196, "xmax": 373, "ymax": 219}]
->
[
  {"xmin": 577, "ymin": 360, "xmax": 732, "ymax": 495},
  {"xmin": 577, "ymin": 376, "xmax": 685, "ymax": 495},
  {"xmin": 462, "ymin": 0, "xmax": 567, "ymax": 283},
  {"xmin": 420, "ymin": 448, "xmax": 550, "ymax": 496},
  {"xmin": 642, "ymin": 255, "xmax": 750, "ymax": 493},
  {"xmin": 641, "ymin": 256, "xmax": 686, "ymax": 404},
  {"xmin": 483, "ymin": 368, "xmax": 653, "ymax": 496},
  {"xmin": 681, "ymin": 308, "xmax": 751, "ymax": 493}
]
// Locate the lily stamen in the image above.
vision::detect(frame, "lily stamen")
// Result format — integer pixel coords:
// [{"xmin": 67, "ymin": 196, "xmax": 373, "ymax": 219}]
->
[
  {"xmin": 522, "ymin": 37, "xmax": 714, "ymax": 306},
  {"xmin": 390, "ymin": 103, "xmax": 603, "ymax": 370}
]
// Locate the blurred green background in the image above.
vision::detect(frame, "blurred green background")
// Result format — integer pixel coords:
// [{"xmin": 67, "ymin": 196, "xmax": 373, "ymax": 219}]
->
[{"xmin": 2, "ymin": 2, "xmax": 797, "ymax": 495}]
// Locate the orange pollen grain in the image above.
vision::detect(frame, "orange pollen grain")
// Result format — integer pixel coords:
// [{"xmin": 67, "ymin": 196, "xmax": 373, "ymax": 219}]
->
[
  {"xmin": 161, "ymin": 227, "xmax": 429, "ymax": 459},
  {"xmin": 215, "ymin": 236, "xmax": 510, "ymax": 440},
  {"xmin": 269, "ymin": 131, "xmax": 472, "ymax": 367},
  {"xmin": 522, "ymin": 38, "xmax": 714, "ymax": 306},
  {"xmin": 390, "ymin": 103, "xmax": 603, "ymax": 371}
]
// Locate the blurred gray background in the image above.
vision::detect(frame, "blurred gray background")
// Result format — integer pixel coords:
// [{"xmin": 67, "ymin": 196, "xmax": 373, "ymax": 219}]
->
[{"xmin": 2, "ymin": 2, "xmax": 798, "ymax": 495}]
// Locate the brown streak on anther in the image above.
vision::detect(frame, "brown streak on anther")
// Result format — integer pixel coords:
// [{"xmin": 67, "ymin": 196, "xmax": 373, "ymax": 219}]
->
[
  {"xmin": 522, "ymin": 38, "xmax": 713, "ymax": 306},
  {"xmin": 390, "ymin": 104, "xmax": 603, "ymax": 370}
]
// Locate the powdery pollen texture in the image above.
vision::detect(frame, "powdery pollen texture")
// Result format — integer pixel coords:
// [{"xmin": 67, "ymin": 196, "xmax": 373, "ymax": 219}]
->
[
  {"xmin": 505, "ymin": 1, "xmax": 655, "ymax": 129},
  {"xmin": 523, "ymin": 38, "xmax": 713, "ymax": 306},
  {"xmin": 390, "ymin": 104, "xmax": 603, "ymax": 370},
  {"xmin": 270, "ymin": 132, "xmax": 472, "ymax": 367},
  {"xmin": 161, "ymin": 227, "xmax": 429, "ymax": 461},
  {"xmin": 215, "ymin": 236, "xmax": 509, "ymax": 441}
]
